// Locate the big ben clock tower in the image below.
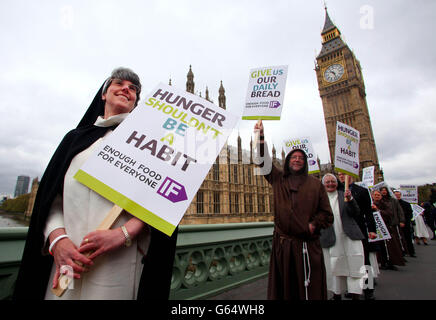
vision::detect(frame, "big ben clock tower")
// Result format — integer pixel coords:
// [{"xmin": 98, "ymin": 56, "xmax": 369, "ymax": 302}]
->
[{"xmin": 315, "ymin": 8, "xmax": 383, "ymax": 182}]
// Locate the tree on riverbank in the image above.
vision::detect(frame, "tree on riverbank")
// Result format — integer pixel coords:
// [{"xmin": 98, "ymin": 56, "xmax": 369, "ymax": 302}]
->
[
  {"xmin": 418, "ymin": 184, "xmax": 436, "ymax": 204},
  {"xmin": 0, "ymin": 194, "xmax": 29, "ymax": 213}
]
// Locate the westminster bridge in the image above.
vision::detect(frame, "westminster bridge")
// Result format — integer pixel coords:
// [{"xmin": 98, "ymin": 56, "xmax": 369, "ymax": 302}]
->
[{"xmin": 0, "ymin": 222, "xmax": 273, "ymax": 300}]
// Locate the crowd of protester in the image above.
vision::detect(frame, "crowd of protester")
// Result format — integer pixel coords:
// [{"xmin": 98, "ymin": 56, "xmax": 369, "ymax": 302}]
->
[
  {"xmin": 321, "ymin": 177, "xmax": 436, "ymax": 300},
  {"xmin": 255, "ymin": 120, "xmax": 436, "ymax": 301}
]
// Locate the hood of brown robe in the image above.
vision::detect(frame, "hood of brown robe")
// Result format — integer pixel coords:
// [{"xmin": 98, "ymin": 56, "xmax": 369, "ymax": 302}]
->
[{"xmin": 270, "ymin": 148, "xmax": 332, "ymax": 240}]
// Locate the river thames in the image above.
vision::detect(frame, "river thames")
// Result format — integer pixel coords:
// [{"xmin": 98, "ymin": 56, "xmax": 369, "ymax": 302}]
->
[{"xmin": 0, "ymin": 212, "xmax": 29, "ymax": 227}]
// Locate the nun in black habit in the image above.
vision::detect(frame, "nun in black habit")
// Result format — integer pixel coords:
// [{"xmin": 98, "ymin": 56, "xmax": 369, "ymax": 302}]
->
[{"xmin": 13, "ymin": 67, "xmax": 177, "ymax": 300}]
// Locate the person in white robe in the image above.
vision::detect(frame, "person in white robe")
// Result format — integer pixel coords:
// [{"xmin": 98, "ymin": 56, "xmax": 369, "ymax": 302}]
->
[
  {"xmin": 320, "ymin": 173, "xmax": 366, "ymax": 300},
  {"xmin": 413, "ymin": 213, "xmax": 431, "ymax": 245}
]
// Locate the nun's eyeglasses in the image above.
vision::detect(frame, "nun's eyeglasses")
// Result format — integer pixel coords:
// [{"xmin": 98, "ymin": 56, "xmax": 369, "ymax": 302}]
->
[
  {"xmin": 290, "ymin": 156, "xmax": 305, "ymax": 161},
  {"xmin": 112, "ymin": 78, "xmax": 139, "ymax": 94}
]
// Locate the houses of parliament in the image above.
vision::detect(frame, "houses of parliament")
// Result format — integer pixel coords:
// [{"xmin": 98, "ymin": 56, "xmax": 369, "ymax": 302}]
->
[
  {"xmin": 176, "ymin": 65, "xmax": 275, "ymax": 224},
  {"xmin": 25, "ymin": 9, "xmax": 383, "ymax": 224}
]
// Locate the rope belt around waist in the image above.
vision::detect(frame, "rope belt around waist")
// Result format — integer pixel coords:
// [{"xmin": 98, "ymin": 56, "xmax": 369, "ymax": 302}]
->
[{"xmin": 275, "ymin": 230, "xmax": 301, "ymax": 243}]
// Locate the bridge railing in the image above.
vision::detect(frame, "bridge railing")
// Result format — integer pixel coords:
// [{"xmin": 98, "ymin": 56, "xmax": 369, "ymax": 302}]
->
[
  {"xmin": 0, "ymin": 222, "xmax": 273, "ymax": 300},
  {"xmin": 170, "ymin": 222, "xmax": 273, "ymax": 299},
  {"xmin": 0, "ymin": 227, "xmax": 28, "ymax": 300}
]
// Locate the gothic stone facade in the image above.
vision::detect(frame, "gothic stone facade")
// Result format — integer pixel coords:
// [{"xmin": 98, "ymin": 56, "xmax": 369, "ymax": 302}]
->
[
  {"xmin": 180, "ymin": 66, "xmax": 274, "ymax": 224},
  {"xmin": 181, "ymin": 143, "xmax": 275, "ymax": 225}
]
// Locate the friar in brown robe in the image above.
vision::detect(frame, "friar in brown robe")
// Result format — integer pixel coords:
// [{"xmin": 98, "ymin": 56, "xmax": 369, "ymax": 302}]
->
[{"xmin": 254, "ymin": 121, "xmax": 333, "ymax": 300}]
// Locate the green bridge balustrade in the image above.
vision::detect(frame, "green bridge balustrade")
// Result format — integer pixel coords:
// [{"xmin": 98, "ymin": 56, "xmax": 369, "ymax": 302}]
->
[
  {"xmin": 0, "ymin": 222, "xmax": 273, "ymax": 300},
  {"xmin": 0, "ymin": 227, "xmax": 27, "ymax": 300}
]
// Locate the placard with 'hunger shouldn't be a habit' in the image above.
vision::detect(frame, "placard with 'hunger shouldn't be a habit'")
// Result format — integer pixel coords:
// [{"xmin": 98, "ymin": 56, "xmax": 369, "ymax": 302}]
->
[{"xmin": 74, "ymin": 83, "xmax": 239, "ymax": 236}]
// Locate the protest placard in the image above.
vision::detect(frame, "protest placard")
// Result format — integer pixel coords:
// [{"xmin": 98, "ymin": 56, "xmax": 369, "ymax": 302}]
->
[
  {"xmin": 74, "ymin": 83, "xmax": 239, "ymax": 236},
  {"xmin": 362, "ymin": 166, "xmax": 375, "ymax": 187},
  {"xmin": 369, "ymin": 211, "xmax": 391, "ymax": 242},
  {"xmin": 354, "ymin": 181, "xmax": 373, "ymax": 205},
  {"xmin": 334, "ymin": 121, "xmax": 360, "ymax": 179},
  {"xmin": 400, "ymin": 185, "xmax": 418, "ymax": 204},
  {"xmin": 242, "ymin": 65, "xmax": 288, "ymax": 120},
  {"xmin": 283, "ymin": 137, "xmax": 320, "ymax": 174},
  {"xmin": 411, "ymin": 203, "xmax": 425, "ymax": 221}
]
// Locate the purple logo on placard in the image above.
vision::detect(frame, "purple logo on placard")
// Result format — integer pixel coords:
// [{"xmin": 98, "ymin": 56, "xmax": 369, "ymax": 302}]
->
[
  {"xmin": 353, "ymin": 162, "xmax": 359, "ymax": 169},
  {"xmin": 309, "ymin": 160, "xmax": 316, "ymax": 166},
  {"xmin": 157, "ymin": 177, "xmax": 188, "ymax": 203},
  {"xmin": 269, "ymin": 101, "xmax": 281, "ymax": 108}
]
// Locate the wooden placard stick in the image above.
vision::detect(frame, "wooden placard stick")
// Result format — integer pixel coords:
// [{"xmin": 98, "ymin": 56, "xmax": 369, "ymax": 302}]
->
[
  {"xmin": 51, "ymin": 204, "xmax": 124, "ymax": 297},
  {"xmin": 253, "ymin": 119, "xmax": 262, "ymax": 147}
]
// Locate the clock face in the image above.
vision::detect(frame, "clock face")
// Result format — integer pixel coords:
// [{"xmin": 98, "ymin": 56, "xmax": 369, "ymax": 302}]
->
[{"xmin": 324, "ymin": 64, "xmax": 344, "ymax": 83}]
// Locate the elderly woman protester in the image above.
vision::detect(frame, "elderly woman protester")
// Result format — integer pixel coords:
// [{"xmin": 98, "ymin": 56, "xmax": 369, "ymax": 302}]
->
[
  {"xmin": 371, "ymin": 190, "xmax": 405, "ymax": 270},
  {"xmin": 380, "ymin": 186, "xmax": 407, "ymax": 256},
  {"xmin": 14, "ymin": 67, "xmax": 177, "ymax": 300},
  {"xmin": 320, "ymin": 173, "xmax": 366, "ymax": 300}
]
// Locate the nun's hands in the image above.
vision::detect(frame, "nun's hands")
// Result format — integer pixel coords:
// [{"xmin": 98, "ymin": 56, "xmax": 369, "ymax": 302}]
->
[
  {"xmin": 78, "ymin": 228, "xmax": 125, "ymax": 260},
  {"xmin": 78, "ymin": 218, "xmax": 145, "ymax": 261},
  {"xmin": 49, "ymin": 228, "xmax": 93, "ymax": 289}
]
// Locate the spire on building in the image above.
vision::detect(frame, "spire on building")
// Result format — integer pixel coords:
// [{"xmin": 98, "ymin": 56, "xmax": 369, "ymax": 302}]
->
[
  {"xmin": 218, "ymin": 80, "xmax": 226, "ymax": 109},
  {"xmin": 317, "ymin": 7, "xmax": 346, "ymax": 58},
  {"xmin": 186, "ymin": 65, "xmax": 195, "ymax": 93},
  {"xmin": 321, "ymin": 6, "xmax": 336, "ymax": 35},
  {"xmin": 250, "ymin": 135, "xmax": 253, "ymax": 163},
  {"xmin": 237, "ymin": 132, "xmax": 242, "ymax": 162}
]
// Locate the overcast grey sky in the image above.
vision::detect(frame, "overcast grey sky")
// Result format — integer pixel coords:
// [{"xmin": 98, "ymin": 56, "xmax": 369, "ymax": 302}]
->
[{"xmin": 1, "ymin": 0, "xmax": 435, "ymax": 196}]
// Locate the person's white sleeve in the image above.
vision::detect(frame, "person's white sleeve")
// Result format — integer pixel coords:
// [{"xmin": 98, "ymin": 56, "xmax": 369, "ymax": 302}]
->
[{"xmin": 42, "ymin": 194, "xmax": 65, "ymax": 254}]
